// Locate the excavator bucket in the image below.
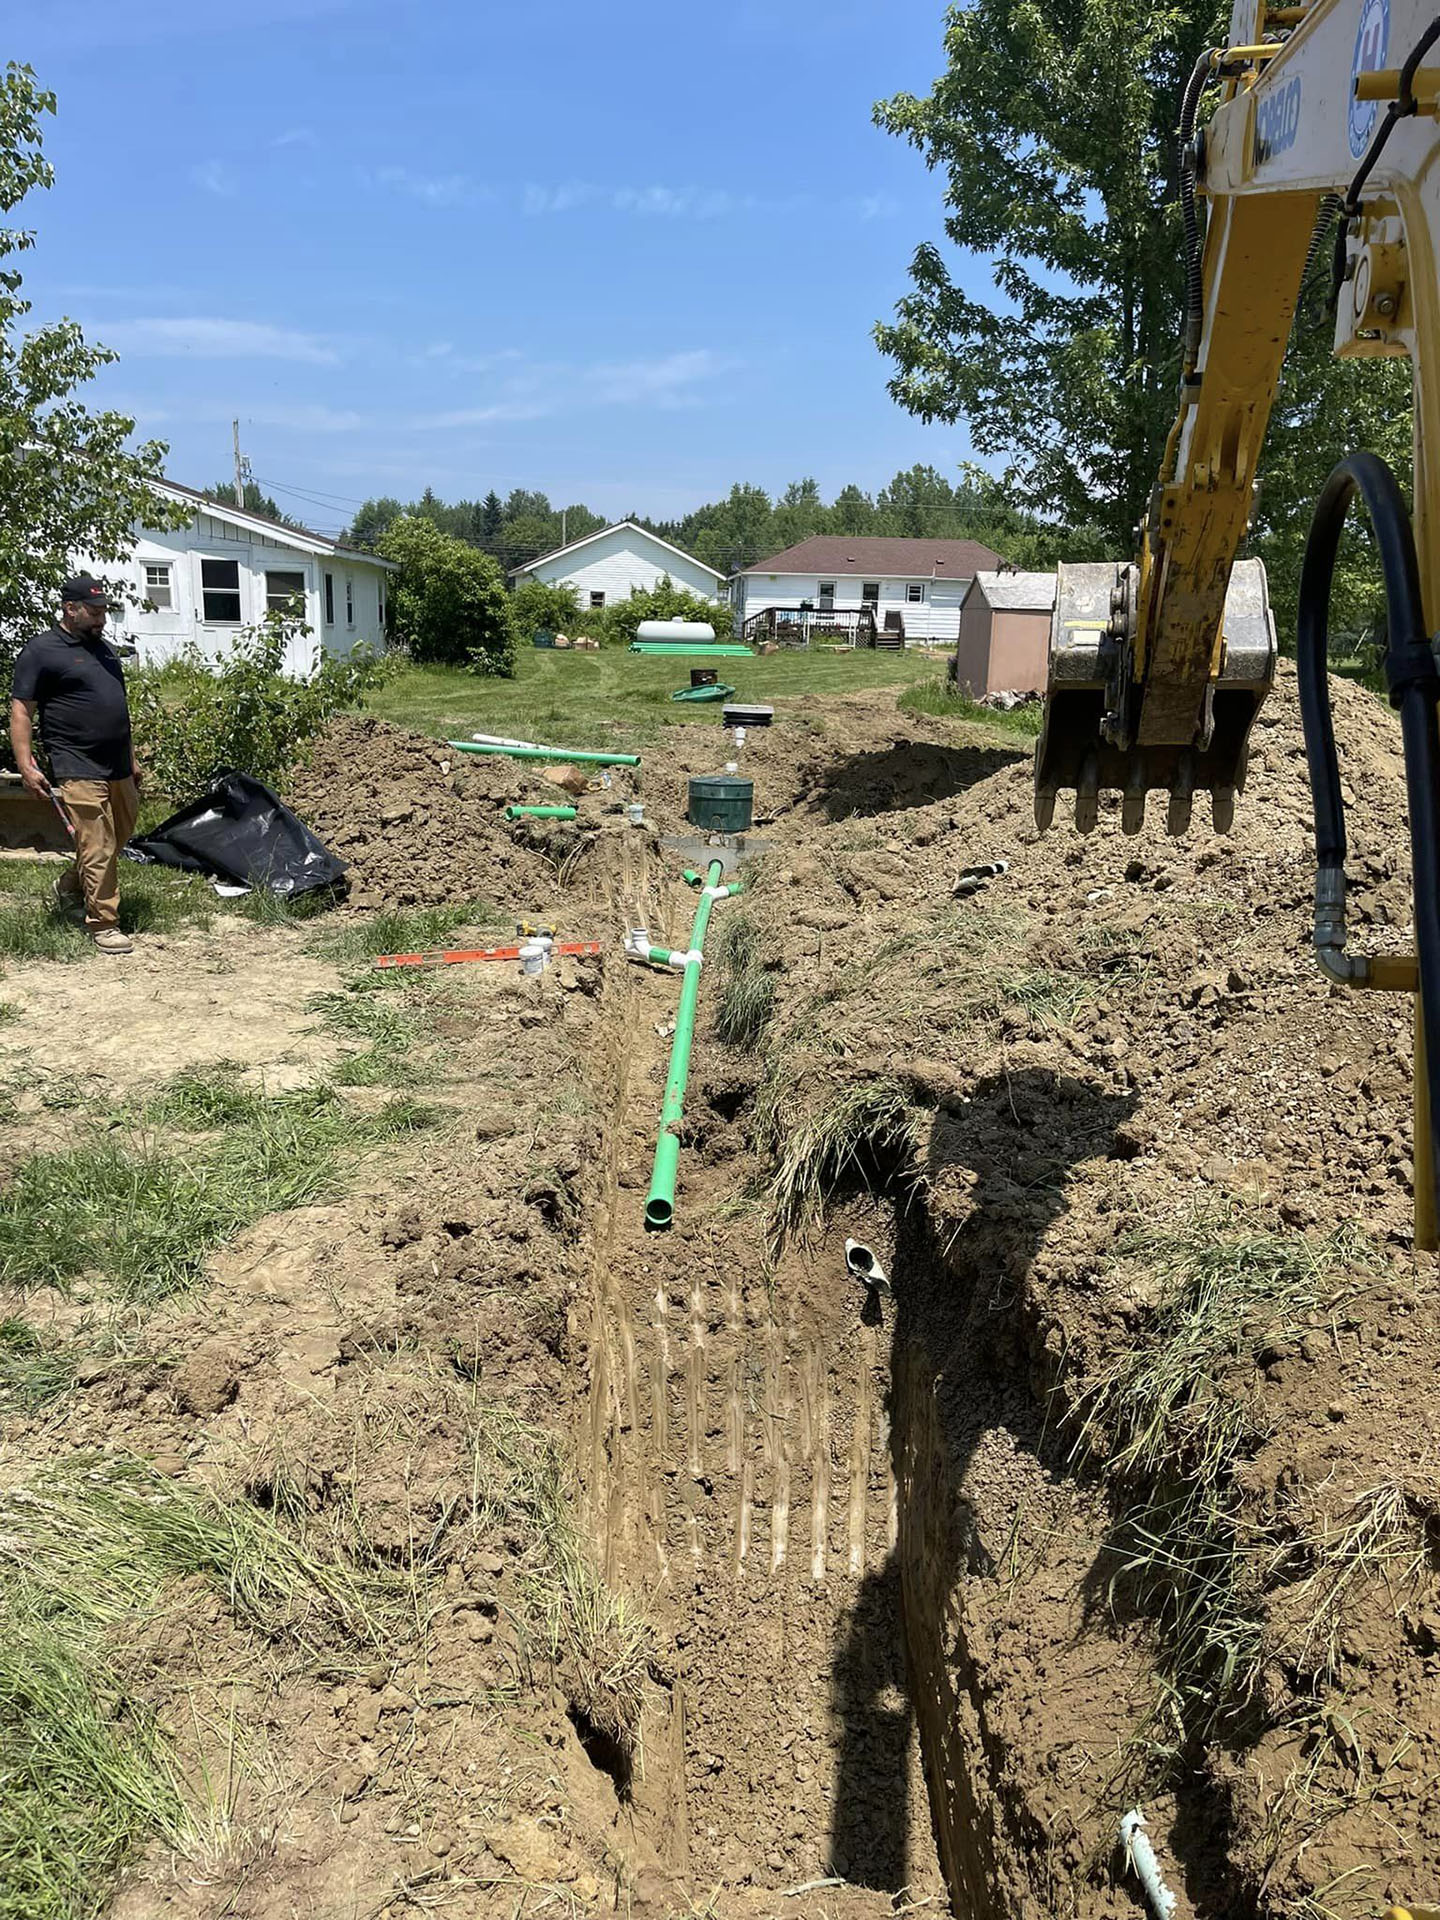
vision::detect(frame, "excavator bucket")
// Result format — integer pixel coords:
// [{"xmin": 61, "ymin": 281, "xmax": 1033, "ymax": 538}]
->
[{"xmin": 1033, "ymin": 557, "xmax": 1277, "ymax": 835}]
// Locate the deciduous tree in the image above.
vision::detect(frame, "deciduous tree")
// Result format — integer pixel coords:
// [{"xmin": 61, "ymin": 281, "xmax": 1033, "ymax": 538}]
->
[
  {"xmin": 378, "ymin": 516, "xmax": 515, "ymax": 676},
  {"xmin": 0, "ymin": 64, "xmax": 181, "ymax": 675}
]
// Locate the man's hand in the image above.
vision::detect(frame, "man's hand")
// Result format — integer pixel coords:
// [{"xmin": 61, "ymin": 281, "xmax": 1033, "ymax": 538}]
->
[{"xmin": 18, "ymin": 761, "xmax": 50, "ymax": 801}]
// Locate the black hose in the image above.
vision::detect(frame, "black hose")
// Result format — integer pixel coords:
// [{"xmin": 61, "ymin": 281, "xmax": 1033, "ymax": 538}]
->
[
  {"xmin": 1178, "ymin": 51, "xmax": 1214, "ymax": 364},
  {"xmin": 1297, "ymin": 450, "xmax": 1440, "ymax": 1227},
  {"xmin": 1331, "ymin": 16, "xmax": 1440, "ymax": 309}
]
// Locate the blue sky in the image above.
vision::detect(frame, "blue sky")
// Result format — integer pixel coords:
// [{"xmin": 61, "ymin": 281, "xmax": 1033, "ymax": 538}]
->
[{"xmin": 14, "ymin": 0, "xmax": 974, "ymax": 535}]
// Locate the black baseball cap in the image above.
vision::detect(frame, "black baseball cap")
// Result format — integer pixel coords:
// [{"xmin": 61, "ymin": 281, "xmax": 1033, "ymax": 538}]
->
[{"xmin": 59, "ymin": 575, "xmax": 113, "ymax": 607}]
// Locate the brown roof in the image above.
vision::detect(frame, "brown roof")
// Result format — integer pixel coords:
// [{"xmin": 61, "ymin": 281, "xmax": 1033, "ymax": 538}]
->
[{"xmin": 741, "ymin": 535, "xmax": 1004, "ymax": 579}]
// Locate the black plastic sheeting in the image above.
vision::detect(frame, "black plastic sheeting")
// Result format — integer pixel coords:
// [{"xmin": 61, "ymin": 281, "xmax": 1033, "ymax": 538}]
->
[{"xmin": 125, "ymin": 771, "xmax": 346, "ymax": 899}]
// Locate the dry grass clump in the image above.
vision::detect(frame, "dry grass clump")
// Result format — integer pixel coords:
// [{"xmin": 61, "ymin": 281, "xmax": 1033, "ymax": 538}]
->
[
  {"xmin": 756, "ymin": 1075, "xmax": 922, "ymax": 1241},
  {"xmin": 1071, "ymin": 1205, "xmax": 1422, "ymax": 1799},
  {"xmin": 714, "ymin": 912, "xmax": 777, "ymax": 1050}
]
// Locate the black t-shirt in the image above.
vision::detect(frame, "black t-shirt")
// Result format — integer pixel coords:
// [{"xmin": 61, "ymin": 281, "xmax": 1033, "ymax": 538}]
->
[{"xmin": 11, "ymin": 626, "xmax": 134, "ymax": 782}]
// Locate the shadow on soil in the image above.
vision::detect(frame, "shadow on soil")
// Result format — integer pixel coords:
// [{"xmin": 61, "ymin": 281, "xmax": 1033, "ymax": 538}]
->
[
  {"xmin": 827, "ymin": 1066, "xmax": 1139, "ymax": 1904},
  {"xmin": 808, "ymin": 741, "xmax": 1028, "ymax": 822}
]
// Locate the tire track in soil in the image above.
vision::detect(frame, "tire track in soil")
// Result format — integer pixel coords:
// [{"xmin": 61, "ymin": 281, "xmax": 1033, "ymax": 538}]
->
[{"xmin": 575, "ymin": 841, "xmax": 944, "ymax": 1907}]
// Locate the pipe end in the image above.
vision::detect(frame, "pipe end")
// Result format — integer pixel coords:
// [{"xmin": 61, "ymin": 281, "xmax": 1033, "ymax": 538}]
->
[{"xmin": 644, "ymin": 1198, "xmax": 674, "ymax": 1232}]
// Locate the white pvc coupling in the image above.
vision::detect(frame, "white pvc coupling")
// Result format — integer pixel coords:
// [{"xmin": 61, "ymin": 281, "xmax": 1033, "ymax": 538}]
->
[
  {"xmin": 667, "ymin": 948, "xmax": 703, "ymax": 969},
  {"xmin": 1119, "ymin": 1811, "xmax": 1177, "ymax": 1920},
  {"xmin": 703, "ymin": 885, "xmax": 732, "ymax": 900},
  {"xmin": 623, "ymin": 928, "xmax": 652, "ymax": 960}
]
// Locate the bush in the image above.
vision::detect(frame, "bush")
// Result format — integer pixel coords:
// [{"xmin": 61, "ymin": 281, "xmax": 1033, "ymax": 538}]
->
[
  {"xmin": 128, "ymin": 614, "xmax": 383, "ymax": 801},
  {"xmin": 508, "ymin": 578, "xmax": 581, "ymax": 646},
  {"xmin": 599, "ymin": 577, "xmax": 727, "ymax": 648},
  {"xmin": 378, "ymin": 515, "xmax": 514, "ymax": 674}
]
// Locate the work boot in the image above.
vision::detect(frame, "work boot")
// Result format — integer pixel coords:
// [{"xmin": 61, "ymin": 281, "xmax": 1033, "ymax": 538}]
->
[{"xmin": 91, "ymin": 927, "xmax": 133, "ymax": 955}]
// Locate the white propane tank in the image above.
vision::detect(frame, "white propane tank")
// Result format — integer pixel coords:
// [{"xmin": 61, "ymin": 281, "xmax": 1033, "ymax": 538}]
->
[{"xmin": 635, "ymin": 619, "xmax": 717, "ymax": 643}]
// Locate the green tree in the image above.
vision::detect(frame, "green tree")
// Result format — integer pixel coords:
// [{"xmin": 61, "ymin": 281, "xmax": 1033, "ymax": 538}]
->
[
  {"xmin": 682, "ymin": 483, "xmax": 775, "ymax": 572},
  {"xmin": 508, "ymin": 577, "xmax": 581, "ymax": 644},
  {"xmin": 481, "ymin": 489, "xmax": 503, "ymax": 537},
  {"xmin": 1249, "ymin": 347, "xmax": 1413, "ymax": 650},
  {"xmin": 831, "ymin": 484, "xmax": 877, "ymax": 535},
  {"xmin": 498, "ymin": 512, "xmax": 560, "ymax": 566},
  {"xmin": 770, "ymin": 477, "xmax": 830, "ymax": 551},
  {"xmin": 378, "ymin": 516, "xmax": 515, "ymax": 675},
  {"xmin": 346, "ymin": 495, "xmax": 403, "ymax": 551},
  {"xmin": 874, "ymin": 0, "xmax": 1214, "ymax": 548},
  {"xmin": 0, "ymin": 64, "xmax": 181, "ymax": 675}
]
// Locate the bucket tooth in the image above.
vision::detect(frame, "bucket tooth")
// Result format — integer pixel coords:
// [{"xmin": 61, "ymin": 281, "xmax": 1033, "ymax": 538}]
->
[
  {"xmin": 1212, "ymin": 786, "xmax": 1235, "ymax": 834},
  {"xmin": 1034, "ymin": 786, "xmax": 1056, "ymax": 833},
  {"xmin": 1075, "ymin": 752, "xmax": 1100, "ymax": 835},
  {"xmin": 1121, "ymin": 770, "xmax": 1147, "ymax": 836},
  {"xmin": 1166, "ymin": 752, "xmax": 1195, "ymax": 837}
]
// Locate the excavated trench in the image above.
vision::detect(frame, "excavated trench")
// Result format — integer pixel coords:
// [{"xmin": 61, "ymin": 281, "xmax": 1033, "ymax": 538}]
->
[{"xmin": 571, "ymin": 841, "xmax": 1047, "ymax": 1918}]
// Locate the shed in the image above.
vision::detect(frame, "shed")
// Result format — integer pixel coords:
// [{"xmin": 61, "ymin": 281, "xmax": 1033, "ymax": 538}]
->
[{"xmin": 953, "ymin": 571, "xmax": 1056, "ymax": 696}]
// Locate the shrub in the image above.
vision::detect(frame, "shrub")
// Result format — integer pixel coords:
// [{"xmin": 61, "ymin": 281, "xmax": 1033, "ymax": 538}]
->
[
  {"xmin": 378, "ymin": 515, "xmax": 514, "ymax": 674},
  {"xmin": 599, "ymin": 577, "xmax": 727, "ymax": 648},
  {"xmin": 508, "ymin": 577, "xmax": 581, "ymax": 645},
  {"xmin": 127, "ymin": 613, "xmax": 383, "ymax": 801}
]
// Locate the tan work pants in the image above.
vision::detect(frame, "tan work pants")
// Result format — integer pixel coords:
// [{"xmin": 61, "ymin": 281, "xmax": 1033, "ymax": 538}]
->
[{"xmin": 56, "ymin": 777, "xmax": 140, "ymax": 932}]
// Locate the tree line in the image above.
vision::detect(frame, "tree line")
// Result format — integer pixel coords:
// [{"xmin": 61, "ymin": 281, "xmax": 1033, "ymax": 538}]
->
[{"xmin": 342, "ymin": 464, "xmax": 1103, "ymax": 578}]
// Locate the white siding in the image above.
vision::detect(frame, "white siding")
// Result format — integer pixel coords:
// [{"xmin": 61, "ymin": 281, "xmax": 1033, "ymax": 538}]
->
[
  {"xmin": 735, "ymin": 572, "xmax": 969, "ymax": 646},
  {"xmin": 99, "ymin": 516, "xmax": 391, "ymax": 676},
  {"xmin": 518, "ymin": 526, "xmax": 721, "ymax": 608}
]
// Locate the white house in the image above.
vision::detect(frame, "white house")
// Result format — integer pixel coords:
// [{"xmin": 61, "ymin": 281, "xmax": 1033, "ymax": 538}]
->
[
  {"xmin": 510, "ymin": 520, "xmax": 724, "ymax": 611},
  {"xmin": 732, "ymin": 535, "xmax": 1006, "ymax": 647},
  {"xmin": 100, "ymin": 480, "xmax": 395, "ymax": 678}
]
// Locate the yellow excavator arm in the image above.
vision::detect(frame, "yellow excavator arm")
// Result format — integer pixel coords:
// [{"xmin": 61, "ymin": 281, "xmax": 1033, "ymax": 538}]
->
[
  {"xmin": 1037, "ymin": 0, "xmax": 1440, "ymax": 1266},
  {"xmin": 1037, "ymin": 0, "xmax": 1440, "ymax": 835}
]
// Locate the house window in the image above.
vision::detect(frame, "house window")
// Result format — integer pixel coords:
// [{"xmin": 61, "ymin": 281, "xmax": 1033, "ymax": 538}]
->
[
  {"xmin": 200, "ymin": 558, "xmax": 242, "ymax": 623},
  {"xmin": 906, "ymin": 583, "xmax": 926, "ymax": 604},
  {"xmin": 324, "ymin": 573, "xmax": 335, "ymax": 624},
  {"xmin": 817, "ymin": 580, "xmax": 836, "ymax": 608},
  {"xmin": 589, "ymin": 590, "xmax": 606, "ymax": 609},
  {"xmin": 265, "ymin": 569, "xmax": 306, "ymax": 617},
  {"xmin": 345, "ymin": 577, "xmax": 355, "ymax": 626},
  {"xmin": 143, "ymin": 563, "xmax": 172, "ymax": 610},
  {"xmin": 861, "ymin": 582, "xmax": 881, "ymax": 606},
  {"xmin": 378, "ymin": 577, "xmax": 387, "ymax": 627}
]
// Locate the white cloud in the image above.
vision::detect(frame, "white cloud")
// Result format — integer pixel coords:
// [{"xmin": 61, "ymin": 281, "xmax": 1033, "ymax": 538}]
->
[
  {"xmin": 192, "ymin": 160, "xmax": 236, "ymax": 197},
  {"xmin": 857, "ymin": 192, "xmax": 900, "ymax": 220},
  {"xmin": 372, "ymin": 166, "xmax": 488, "ymax": 209},
  {"xmin": 271, "ymin": 126, "xmax": 318, "ymax": 149},
  {"xmin": 584, "ymin": 349, "xmax": 727, "ymax": 407},
  {"xmin": 522, "ymin": 181, "xmax": 750, "ymax": 220},
  {"xmin": 92, "ymin": 317, "xmax": 340, "ymax": 365},
  {"xmin": 408, "ymin": 348, "xmax": 729, "ymax": 429}
]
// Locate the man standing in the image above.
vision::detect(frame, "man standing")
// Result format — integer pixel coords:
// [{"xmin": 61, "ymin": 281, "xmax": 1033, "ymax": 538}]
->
[{"xmin": 9, "ymin": 575, "xmax": 140, "ymax": 955}]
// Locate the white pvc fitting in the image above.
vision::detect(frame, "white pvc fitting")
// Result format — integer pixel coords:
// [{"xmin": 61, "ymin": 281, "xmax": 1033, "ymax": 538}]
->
[
  {"xmin": 1119, "ymin": 1812, "xmax": 1177, "ymax": 1920},
  {"xmin": 519, "ymin": 940, "xmax": 549, "ymax": 977},
  {"xmin": 667, "ymin": 949, "xmax": 702, "ymax": 969},
  {"xmin": 623, "ymin": 928, "xmax": 652, "ymax": 960}
]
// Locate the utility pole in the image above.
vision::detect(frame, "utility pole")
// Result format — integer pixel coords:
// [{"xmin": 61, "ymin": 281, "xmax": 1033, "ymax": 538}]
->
[
  {"xmin": 232, "ymin": 419, "xmax": 252, "ymax": 509},
  {"xmin": 562, "ymin": 508, "xmax": 567, "ymax": 546}
]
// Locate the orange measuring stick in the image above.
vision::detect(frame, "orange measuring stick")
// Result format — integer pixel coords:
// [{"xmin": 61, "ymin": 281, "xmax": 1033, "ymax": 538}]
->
[{"xmin": 373, "ymin": 940, "xmax": 603, "ymax": 970}]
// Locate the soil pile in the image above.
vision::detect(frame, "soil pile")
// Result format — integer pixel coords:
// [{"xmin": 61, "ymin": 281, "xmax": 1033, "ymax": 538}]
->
[{"xmin": 286, "ymin": 715, "xmax": 610, "ymax": 911}]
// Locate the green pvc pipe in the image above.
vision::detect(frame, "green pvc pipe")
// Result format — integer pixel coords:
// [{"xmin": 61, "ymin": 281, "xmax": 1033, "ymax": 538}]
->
[
  {"xmin": 447, "ymin": 739, "xmax": 640, "ymax": 767},
  {"xmin": 629, "ymin": 643, "xmax": 754, "ymax": 658},
  {"xmin": 504, "ymin": 804, "xmax": 577, "ymax": 820},
  {"xmin": 644, "ymin": 859, "xmax": 743, "ymax": 1232}
]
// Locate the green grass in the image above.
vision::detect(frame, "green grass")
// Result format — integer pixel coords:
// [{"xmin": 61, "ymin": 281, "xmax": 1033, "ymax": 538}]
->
[
  {"xmin": 0, "ymin": 1319, "xmax": 75, "ymax": 1412},
  {"xmin": 0, "ymin": 1074, "xmax": 435, "ymax": 1302},
  {"xmin": 305, "ymin": 984, "xmax": 436, "ymax": 1088},
  {"xmin": 757, "ymin": 1076, "xmax": 922, "ymax": 1240},
  {"xmin": 367, "ymin": 645, "xmax": 944, "ymax": 749},
  {"xmin": 898, "ymin": 678, "xmax": 1043, "ymax": 735},
  {"xmin": 0, "ymin": 1456, "xmax": 404, "ymax": 1919},
  {"xmin": 306, "ymin": 899, "xmax": 505, "ymax": 964}
]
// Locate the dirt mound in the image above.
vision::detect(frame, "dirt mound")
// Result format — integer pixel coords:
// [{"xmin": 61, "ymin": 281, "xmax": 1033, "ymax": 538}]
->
[
  {"xmin": 740, "ymin": 661, "xmax": 1436, "ymax": 1917},
  {"xmin": 285, "ymin": 715, "xmax": 603, "ymax": 911}
]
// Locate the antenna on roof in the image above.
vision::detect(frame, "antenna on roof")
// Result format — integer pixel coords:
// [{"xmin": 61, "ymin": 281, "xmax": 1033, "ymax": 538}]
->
[{"xmin": 232, "ymin": 419, "xmax": 252, "ymax": 508}]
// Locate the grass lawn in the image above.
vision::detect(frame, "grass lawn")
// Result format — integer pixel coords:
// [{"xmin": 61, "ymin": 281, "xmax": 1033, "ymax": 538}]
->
[{"xmin": 367, "ymin": 643, "xmax": 948, "ymax": 749}]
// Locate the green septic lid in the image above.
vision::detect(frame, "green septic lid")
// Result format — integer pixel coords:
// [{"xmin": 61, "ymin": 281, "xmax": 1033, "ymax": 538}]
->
[{"xmin": 689, "ymin": 773, "xmax": 753, "ymax": 796}]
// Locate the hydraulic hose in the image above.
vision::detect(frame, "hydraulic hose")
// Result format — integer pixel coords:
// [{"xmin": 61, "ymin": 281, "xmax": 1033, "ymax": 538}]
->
[
  {"xmin": 643, "ymin": 858, "xmax": 740, "ymax": 1231},
  {"xmin": 1296, "ymin": 450, "xmax": 1440, "ymax": 1241},
  {"xmin": 1177, "ymin": 50, "xmax": 1215, "ymax": 368}
]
